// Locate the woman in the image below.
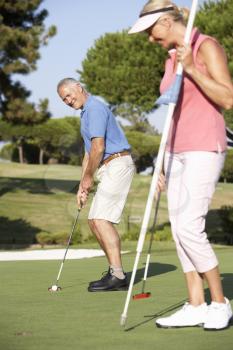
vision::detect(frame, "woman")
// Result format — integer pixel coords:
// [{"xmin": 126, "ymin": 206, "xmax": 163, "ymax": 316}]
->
[{"xmin": 129, "ymin": 0, "xmax": 233, "ymax": 330}]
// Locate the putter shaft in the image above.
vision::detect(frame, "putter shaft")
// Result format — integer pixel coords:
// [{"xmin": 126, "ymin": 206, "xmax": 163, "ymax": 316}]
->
[{"xmin": 54, "ymin": 209, "xmax": 81, "ymax": 284}]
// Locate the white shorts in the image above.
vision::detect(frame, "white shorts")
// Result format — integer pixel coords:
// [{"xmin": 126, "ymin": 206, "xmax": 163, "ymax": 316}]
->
[{"xmin": 88, "ymin": 155, "xmax": 135, "ymax": 224}]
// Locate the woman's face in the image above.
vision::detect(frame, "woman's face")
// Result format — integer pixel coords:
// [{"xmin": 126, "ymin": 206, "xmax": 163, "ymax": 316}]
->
[{"xmin": 146, "ymin": 16, "xmax": 173, "ymax": 49}]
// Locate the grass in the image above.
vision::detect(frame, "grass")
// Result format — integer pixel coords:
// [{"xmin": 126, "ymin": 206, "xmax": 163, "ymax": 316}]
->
[
  {"xmin": 0, "ymin": 162, "xmax": 169, "ymax": 245},
  {"xmin": 0, "ymin": 245, "xmax": 232, "ymax": 350},
  {"xmin": 0, "ymin": 162, "xmax": 233, "ymax": 247},
  {"xmin": 0, "ymin": 162, "xmax": 233, "ymax": 349}
]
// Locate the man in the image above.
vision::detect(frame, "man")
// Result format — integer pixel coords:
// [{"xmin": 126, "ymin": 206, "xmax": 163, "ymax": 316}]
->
[{"xmin": 57, "ymin": 78, "xmax": 135, "ymax": 292}]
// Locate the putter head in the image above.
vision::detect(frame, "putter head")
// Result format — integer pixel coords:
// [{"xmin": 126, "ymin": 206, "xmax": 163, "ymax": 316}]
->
[
  {"xmin": 133, "ymin": 292, "xmax": 151, "ymax": 300},
  {"xmin": 48, "ymin": 285, "xmax": 62, "ymax": 292}
]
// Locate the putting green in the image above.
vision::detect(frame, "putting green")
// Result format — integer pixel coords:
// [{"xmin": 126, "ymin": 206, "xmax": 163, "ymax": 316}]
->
[{"xmin": 0, "ymin": 245, "xmax": 232, "ymax": 350}]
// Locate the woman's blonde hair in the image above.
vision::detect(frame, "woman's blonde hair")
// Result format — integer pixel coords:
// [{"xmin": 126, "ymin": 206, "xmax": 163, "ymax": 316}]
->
[{"xmin": 140, "ymin": 0, "xmax": 190, "ymax": 24}]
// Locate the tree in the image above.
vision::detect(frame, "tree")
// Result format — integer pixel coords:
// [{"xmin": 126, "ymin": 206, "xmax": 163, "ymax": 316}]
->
[
  {"xmin": 79, "ymin": 31, "xmax": 166, "ymax": 125},
  {"xmin": 0, "ymin": 0, "xmax": 56, "ymax": 124},
  {"xmin": 79, "ymin": 2, "xmax": 233, "ymax": 130},
  {"xmin": 125, "ymin": 130, "xmax": 161, "ymax": 172},
  {"xmin": 0, "ymin": 116, "xmax": 84, "ymax": 165},
  {"xmin": 32, "ymin": 118, "xmax": 78, "ymax": 164},
  {"xmin": 0, "ymin": 118, "xmax": 33, "ymax": 163},
  {"xmin": 64, "ymin": 117, "xmax": 85, "ymax": 165}
]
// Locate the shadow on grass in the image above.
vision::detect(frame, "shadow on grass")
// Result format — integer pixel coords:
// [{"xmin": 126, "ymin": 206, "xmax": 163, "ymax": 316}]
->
[
  {"xmin": 124, "ymin": 299, "xmax": 188, "ymax": 332},
  {"xmin": 126, "ymin": 262, "xmax": 177, "ymax": 285},
  {"xmin": 0, "ymin": 216, "xmax": 41, "ymax": 248},
  {"xmin": 0, "ymin": 177, "xmax": 80, "ymax": 195},
  {"xmin": 204, "ymin": 273, "xmax": 233, "ymax": 303},
  {"xmin": 0, "ymin": 186, "xmax": 12, "ymax": 197},
  {"xmin": 50, "ymin": 262, "xmax": 177, "ymax": 292},
  {"xmin": 124, "ymin": 273, "xmax": 233, "ymax": 332}
]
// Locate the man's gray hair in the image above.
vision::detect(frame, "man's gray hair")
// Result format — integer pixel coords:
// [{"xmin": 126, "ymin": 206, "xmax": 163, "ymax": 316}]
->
[{"xmin": 57, "ymin": 78, "xmax": 81, "ymax": 92}]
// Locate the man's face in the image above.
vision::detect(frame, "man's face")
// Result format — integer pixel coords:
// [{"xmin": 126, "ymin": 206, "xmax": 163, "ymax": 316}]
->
[{"xmin": 58, "ymin": 83, "xmax": 86, "ymax": 110}]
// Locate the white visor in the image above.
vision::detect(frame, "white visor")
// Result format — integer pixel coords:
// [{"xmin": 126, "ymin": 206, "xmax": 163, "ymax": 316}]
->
[{"xmin": 128, "ymin": 6, "xmax": 174, "ymax": 34}]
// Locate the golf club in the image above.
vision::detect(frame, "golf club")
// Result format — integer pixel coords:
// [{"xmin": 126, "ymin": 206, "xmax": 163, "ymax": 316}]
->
[
  {"xmin": 48, "ymin": 208, "xmax": 81, "ymax": 292},
  {"xmin": 120, "ymin": 0, "xmax": 199, "ymax": 326},
  {"xmin": 133, "ymin": 192, "xmax": 161, "ymax": 300}
]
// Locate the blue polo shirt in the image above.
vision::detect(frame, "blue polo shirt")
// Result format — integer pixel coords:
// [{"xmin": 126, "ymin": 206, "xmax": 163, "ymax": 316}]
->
[{"xmin": 80, "ymin": 96, "xmax": 131, "ymax": 160}]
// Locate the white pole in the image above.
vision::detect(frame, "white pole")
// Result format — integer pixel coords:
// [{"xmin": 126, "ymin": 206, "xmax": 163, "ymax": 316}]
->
[{"xmin": 120, "ymin": 0, "xmax": 199, "ymax": 327}]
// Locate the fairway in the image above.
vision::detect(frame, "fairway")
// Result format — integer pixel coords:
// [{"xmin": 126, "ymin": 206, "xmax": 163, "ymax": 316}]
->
[
  {"xmin": 1, "ymin": 163, "xmax": 233, "ymax": 349},
  {"xmin": 1, "ymin": 163, "xmax": 233, "ymax": 245},
  {"xmin": 0, "ymin": 245, "xmax": 232, "ymax": 350}
]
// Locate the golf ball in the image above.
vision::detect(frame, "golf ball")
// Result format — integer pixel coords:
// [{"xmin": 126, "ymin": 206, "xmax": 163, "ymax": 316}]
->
[{"xmin": 51, "ymin": 285, "xmax": 58, "ymax": 291}]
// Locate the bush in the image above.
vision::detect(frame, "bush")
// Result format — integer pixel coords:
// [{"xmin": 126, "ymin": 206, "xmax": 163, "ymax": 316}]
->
[
  {"xmin": 221, "ymin": 150, "xmax": 233, "ymax": 183},
  {"xmin": 125, "ymin": 131, "xmax": 160, "ymax": 173},
  {"xmin": 84, "ymin": 233, "xmax": 98, "ymax": 243},
  {"xmin": 122, "ymin": 223, "xmax": 173, "ymax": 242},
  {"xmin": 71, "ymin": 227, "xmax": 83, "ymax": 245},
  {"xmin": 122, "ymin": 223, "xmax": 140, "ymax": 241},
  {"xmin": 36, "ymin": 232, "xmax": 54, "ymax": 247},
  {"xmin": 207, "ymin": 206, "xmax": 233, "ymax": 245},
  {"xmin": 52, "ymin": 232, "xmax": 70, "ymax": 245},
  {"xmin": 153, "ymin": 226, "xmax": 172, "ymax": 241},
  {"xmin": 36, "ymin": 226, "xmax": 83, "ymax": 246},
  {"xmin": 68, "ymin": 154, "xmax": 83, "ymax": 166},
  {"xmin": 217, "ymin": 206, "xmax": 233, "ymax": 244}
]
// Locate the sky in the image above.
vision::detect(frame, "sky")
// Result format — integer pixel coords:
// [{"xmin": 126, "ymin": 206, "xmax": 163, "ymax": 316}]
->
[{"xmin": 15, "ymin": 0, "xmax": 205, "ymax": 133}]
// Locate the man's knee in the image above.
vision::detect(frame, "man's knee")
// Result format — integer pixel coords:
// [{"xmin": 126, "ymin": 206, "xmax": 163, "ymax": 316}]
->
[
  {"xmin": 90, "ymin": 218, "xmax": 108, "ymax": 230},
  {"xmin": 88, "ymin": 219, "xmax": 100, "ymax": 242},
  {"xmin": 88, "ymin": 219, "xmax": 96, "ymax": 232},
  {"xmin": 88, "ymin": 219, "xmax": 93, "ymax": 225},
  {"xmin": 88, "ymin": 218, "xmax": 106, "ymax": 230}
]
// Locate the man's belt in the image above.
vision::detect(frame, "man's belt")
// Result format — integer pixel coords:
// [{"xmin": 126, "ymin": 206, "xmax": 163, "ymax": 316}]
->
[{"xmin": 101, "ymin": 150, "xmax": 131, "ymax": 166}]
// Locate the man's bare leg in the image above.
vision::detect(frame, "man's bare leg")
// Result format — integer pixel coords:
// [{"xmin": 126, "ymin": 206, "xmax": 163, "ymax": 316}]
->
[
  {"xmin": 88, "ymin": 218, "xmax": 125, "ymax": 278},
  {"xmin": 88, "ymin": 219, "xmax": 106, "ymax": 254}
]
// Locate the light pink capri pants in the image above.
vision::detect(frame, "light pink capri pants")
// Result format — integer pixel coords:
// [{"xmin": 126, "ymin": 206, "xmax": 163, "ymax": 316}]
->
[{"xmin": 164, "ymin": 151, "xmax": 225, "ymax": 273}]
